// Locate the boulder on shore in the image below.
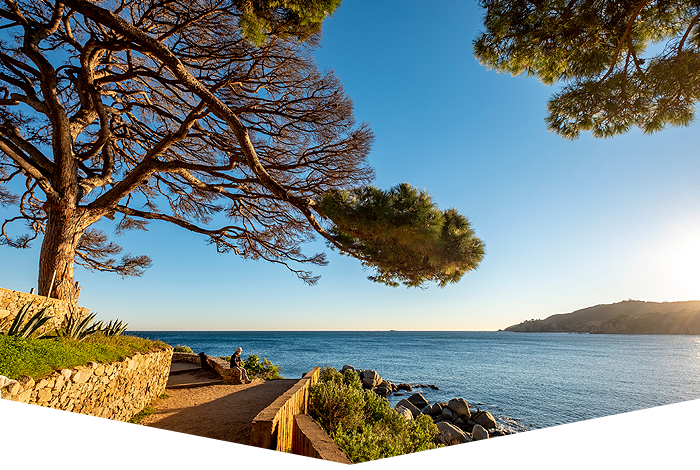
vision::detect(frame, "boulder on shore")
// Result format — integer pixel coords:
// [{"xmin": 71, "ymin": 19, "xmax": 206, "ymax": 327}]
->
[
  {"xmin": 472, "ymin": 411, "xmax": 497, "ymax": 429},
  {"xmin": 407, "ymin": 393, "xmax": 429, "ymax": 409},
  {"xmin": 373, "ymin": 381, "xmax": 395, "ymax": 397},
  {"xmin": 361, "ymin": 370, "xmax": 382, "ymax": 388},
  {"xmin": 396, "ymin": 405, "xmax": 413, "ymax": 421},
  {"xmin": 441, "ymin": 407, "xmax": 454, "ymax": 421},
  {"xmin": 396, "ymin": 399, "xmax": 421, "ymax": 418},
  {"xmin": 425, "ymin": 402, "xmax": 443, "ymax": 415},
  {"xmin": 472, "ymin": 424, "xmax": 489, "ymax": 441},
  {"xmin": 436, "ymin": 422, "xmax": 470, "ymax": 444},
  {"xmin": 448, "ymin": 398, "xmax": 471, "ymax": 419}
]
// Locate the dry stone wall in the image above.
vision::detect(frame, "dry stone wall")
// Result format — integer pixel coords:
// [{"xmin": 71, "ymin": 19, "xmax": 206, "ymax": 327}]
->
[
  {"xmin": 171, "ymin": 352, "xmax": 243, "ymax": 384},
  {"xmin": 0, "ymin": 287, "xmax": 89, "ymax": 335},
  {"xmin": 0, "ymin": 348, "xmax": 172, "ymax": 421}
]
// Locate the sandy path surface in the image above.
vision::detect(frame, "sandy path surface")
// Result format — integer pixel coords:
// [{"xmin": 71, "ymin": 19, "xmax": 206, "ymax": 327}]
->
[{"xmin": 141, "ymin": 379, "xmax": 298, "ymax": 444}]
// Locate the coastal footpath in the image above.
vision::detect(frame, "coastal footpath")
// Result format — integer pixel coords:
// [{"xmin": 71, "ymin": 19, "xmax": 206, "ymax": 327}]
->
[{"xmin": 503, "ymin": 299, "xmax": 700, "ymax": 334}]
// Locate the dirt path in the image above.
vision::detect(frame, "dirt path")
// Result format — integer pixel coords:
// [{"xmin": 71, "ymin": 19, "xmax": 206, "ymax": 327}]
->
[{"xmin": 141, "ymin": 379, "xmax": 298, "ymax": 444}]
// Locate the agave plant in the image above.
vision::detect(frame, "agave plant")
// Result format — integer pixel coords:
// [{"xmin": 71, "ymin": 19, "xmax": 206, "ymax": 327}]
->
[
  {"xmin": 5, "ymin": 302, "xmax": 55, "ymax": 338},
  {"xmin": 101, "ymin": 319, "xmax": 128, "ymax": 337},
  {"xmin": 51, "ymin": 312, "xmax": 103, "ymax": 341}
]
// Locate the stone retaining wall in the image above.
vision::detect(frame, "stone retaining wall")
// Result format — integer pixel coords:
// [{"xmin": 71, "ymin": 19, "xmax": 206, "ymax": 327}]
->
[
  {"xmin": 250, "ymin": 367, "xmax": 320, "ymax": 452},
  {"xmin": 171, "ymin": 351, "xmax": 201, "ymax": 365},
  {"xmin": 0, "ymin": 287, "xmax": 89, "ymax": 335},
  {"xmin": 171, "ymin": 352, "xmax": 243, "ymax": 383},
  {"xmin": 0, "ymin": 348, "xmax": 172, "ymax": 421},
  {"xmin": 292, "ymin": 414, "xmax": 352, "ymax": 464}
]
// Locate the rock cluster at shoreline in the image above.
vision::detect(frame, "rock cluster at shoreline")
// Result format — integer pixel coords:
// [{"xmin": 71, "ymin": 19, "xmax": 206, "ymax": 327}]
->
[
  {"xmin": 398, "ymin": 393, "xmax": 508, "ymax": 444},
  {"xmin": 340, "ymin": 364, "xmax": 437, "ymax": 397},
  {"xmin": 340, "ymin": 364, "xmax": 512, "ymax": 445}
]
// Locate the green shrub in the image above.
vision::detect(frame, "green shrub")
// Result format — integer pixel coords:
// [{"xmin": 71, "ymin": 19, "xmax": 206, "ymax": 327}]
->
[
  {"xmin": 242, "ymin": 354, "xmax": 283, "ymax": 380},
  {"xmin": 0, "ymin": 334, "xmax": 170, "ymax": 380},
  {"xmin": 308, "ymin": 376, "xmax": 366, "ymax": 433},
  {"xmin": 173, "ymin": 344, "xmax": 193, "ymax": 353},
  {"xmin": 218, "ymin": 354, "xmax": 283, "ymax": 379},
  {"xmin": 308, "ymin": 367, "xmax": 441, "ymax": 463}
]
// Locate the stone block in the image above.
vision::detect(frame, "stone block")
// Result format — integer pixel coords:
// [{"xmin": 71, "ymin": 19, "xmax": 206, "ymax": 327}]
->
[
  {"xmin": 72, "ymin": 368, "xmax": 92, "ymax": 384},
  {"xmin": 18, "ymin": 389, "xmax": 32, "ymax": 403},
  {"xmin": 425, "ymin": 402, "xmax": 443, "ymax": 415},
  {"xmin": 396, "ymin": 399, "xmax": 421, "ymax": 418},
  {"xmin": 396, "ymin": 405, "xmax": 413, "ymax": 421},
  {"xmin": 442, "ymin": 407, "xmax": 455, "ymax": 421},
  {"xmin": 472, "ymin": 411, "xmax": 497, "ymax": 430},
  {"xmin": 55, "ymin": 376, "xmax": 64, "ymax": 392},
  {"xmin": 7, "ymin": 382, "xmax": 21, "ymax": 396},
  {"xmin": 448, "ymin": 398, "xmax": 471, "ymax": 419},
  {"xmin": 18, "ymin": 376, "xmax": 35, "ymax": 389},
  {"xmin": 407, "ymin": 393, "xmax": 429, "ymax": 409},
  {"xmin": 436, "ymin": 422, "xmax": 470, "ymax": 444},
  {"xmin": 472, "ymin": 424, "xmax": 489, "ymax": 441},
  {"xmin": 361, "ymin": 370, "xmax": 381, "ymax": 388}
]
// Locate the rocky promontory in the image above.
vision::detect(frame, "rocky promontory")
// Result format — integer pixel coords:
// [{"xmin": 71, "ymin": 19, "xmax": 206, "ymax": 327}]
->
[{"xmin": 503, "ymin": 299, "xmax": 700, "ymax": 334}]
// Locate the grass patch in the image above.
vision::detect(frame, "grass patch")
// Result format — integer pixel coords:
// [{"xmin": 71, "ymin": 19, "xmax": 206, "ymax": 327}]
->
[
  {"xmin": 0, "ymin": 333, "xmax": 170, "ymax": 380},
  {"xmin": 128, "ymin": 405, "xmax": 156, "ymax": 424}
]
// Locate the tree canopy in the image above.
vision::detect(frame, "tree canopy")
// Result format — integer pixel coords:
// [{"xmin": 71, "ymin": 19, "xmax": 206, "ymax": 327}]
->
[
  {"xmin": 0, "ymin": 0, "xmax": 483, "ymax": 300},
  {"xmin": 474, "ymin": 0, "xmax": 700, "ymax": 138},
  {"xmin": 318, "ymin": 184, "xmax": 485, "ymax": 288}
]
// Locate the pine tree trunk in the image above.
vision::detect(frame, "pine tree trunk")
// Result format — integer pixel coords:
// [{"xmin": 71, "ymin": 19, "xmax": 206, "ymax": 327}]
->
[{"xmin": 38, "ymin": 204, "xmax": 85, "ymax": 302}]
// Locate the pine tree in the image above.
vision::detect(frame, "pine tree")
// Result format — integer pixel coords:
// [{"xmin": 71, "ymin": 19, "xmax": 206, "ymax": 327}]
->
[
  {"xmin": 319, "ymin": 184, "xmax": 485, "ymax": 287},
  {"xmin": 474, "ymin": 0, "xmax": 700, "ymax": 138}
]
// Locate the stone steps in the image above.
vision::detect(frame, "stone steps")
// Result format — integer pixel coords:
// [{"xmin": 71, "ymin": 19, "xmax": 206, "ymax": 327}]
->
[
  {"xmin": 169, "ymin": 367, "xmax": 202, "ymax": 376},
  {"xmin": 166, "ymin": 379, "xmax": 224, "ymax": 389},
  {"xmin": 166, "ymin": 360, "xmax": 225, "ymax": 389}
]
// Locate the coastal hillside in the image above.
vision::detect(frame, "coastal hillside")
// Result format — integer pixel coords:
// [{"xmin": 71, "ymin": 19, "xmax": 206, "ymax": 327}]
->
[{"xmin": 503, "ymin": 300, "xmax": 700, "ymax": 334}]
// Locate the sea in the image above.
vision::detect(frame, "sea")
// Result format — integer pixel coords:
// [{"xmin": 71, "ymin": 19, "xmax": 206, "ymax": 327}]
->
[{"xmin": 127, "ymin": 330, "xmax": 700, "ymax": 433}]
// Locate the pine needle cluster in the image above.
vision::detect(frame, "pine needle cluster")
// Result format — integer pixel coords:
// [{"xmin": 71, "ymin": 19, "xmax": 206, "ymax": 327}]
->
[{"xmin": 319, "ymin": 183, "xmax": 485, "ymax": 287}]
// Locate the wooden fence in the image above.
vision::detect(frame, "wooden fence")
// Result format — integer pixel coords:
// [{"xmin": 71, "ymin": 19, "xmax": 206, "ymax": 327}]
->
[
  {"xmin": 249, "ymin": 367, "xmax": 320, "ymax": 452},
  {"xmin": 292, "ymin": 414, "xmax": 352, "ymax": 464}
]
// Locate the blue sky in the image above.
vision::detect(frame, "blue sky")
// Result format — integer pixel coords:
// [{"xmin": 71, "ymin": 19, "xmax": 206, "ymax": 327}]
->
[{"xmin": 2, "ymin": 0, "xmax": 700, "ymax": 331}]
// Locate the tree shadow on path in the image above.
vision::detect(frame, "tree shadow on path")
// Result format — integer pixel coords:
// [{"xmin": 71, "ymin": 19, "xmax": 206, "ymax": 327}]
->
[{"xmin": 142, "ymin": 379, "xmax": 297, "ymax": 445}]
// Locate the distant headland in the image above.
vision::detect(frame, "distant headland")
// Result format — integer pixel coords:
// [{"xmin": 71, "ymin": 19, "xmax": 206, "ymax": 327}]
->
[{"xmin": 502, "ymin": 300, "xmax": 700, "ymax": 334}]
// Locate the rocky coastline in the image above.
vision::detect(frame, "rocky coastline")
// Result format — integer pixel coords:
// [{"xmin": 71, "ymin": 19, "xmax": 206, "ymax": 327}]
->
[{"xmin": 340, "ymin": 364, "xmax": 515, "ymax": 445}]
